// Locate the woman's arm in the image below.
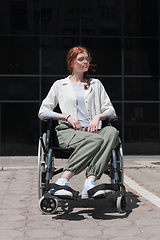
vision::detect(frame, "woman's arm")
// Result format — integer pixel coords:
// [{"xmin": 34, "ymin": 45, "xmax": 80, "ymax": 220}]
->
[{"xmin": 54, "ymin": 113, "xmax": 83, "ymax": 130}]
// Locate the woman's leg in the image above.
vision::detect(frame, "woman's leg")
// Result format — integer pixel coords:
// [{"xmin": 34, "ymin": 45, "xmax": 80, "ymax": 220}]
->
[
  {"xmin": 86, "ymin": 126, "xmax": 119, "ymax": 179},
  {"xmin": 81, "ymin": 126, "xmax": 119, "ymax": 198},
  {"xmin": 63, "ymin": 131, "xmax": 103, "ymax": 175},
  {"xmin": 60, "ymin": 170, "xmax": 75, "ymax": 181},
  {"xmin": 54, "ymin": 125, "xmax": 118, "ymax": 198},
  {"xmin": 53, "ymin": 127, "xmax": 103, "ymax": 197}
]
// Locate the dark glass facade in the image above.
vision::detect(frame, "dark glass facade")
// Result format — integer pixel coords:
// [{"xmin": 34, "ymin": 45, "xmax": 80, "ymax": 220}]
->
[{"xmin": 0, "ymin": 0, "xmax": 160, "ymax": 155}]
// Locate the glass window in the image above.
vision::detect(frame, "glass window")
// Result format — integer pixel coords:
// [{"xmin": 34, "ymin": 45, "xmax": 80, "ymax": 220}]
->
[
  {"xmin": 124, "ymin": 103, "xmax": 160, "ymax": 155},
  {"xmin": 82, "ymin": 38, "xmax": 122, "ymax": 75},
  {"xmin": 102, "ymin": 102, "xmax": 122, "ymax": 138},
  {"xmin": 81, "ymin": 0, "xmax": 122, "ymax": 36},
  {"xmin": 0, "ymin": 77, "xmax": 39, "ymax": 101},
  {"xmin": 41, "ymin": 77, "xmax": 60, "ymax": 100},
  {"xmin": 41, "ymin": 37, "xmax": 79, "ymax": 74},
  {"xmin": 41, "ymin": 0, "xmax": 80, "ymax": 35},
  {"xmin": 111, "ymin": 102, "xmax": 122, "ymax": 136},
  {"xmin": 124, "ymin": 78, "xmax": 159, "ymax": 101},
  {"xmin": 1, "ymin": 103, "xmax": 39, "ymax": 156},
  {"xmin": 41, "ymin": 76, "xmax": 63, "ymax": 114},
  {"xmin": 124, "ymin": 0, "xmax": 158, "ymax": 36},
  {"xmin": 0, "ymin": 36, "xmax": 39, "ymax": 74},
  {"xmin": 0, "ymin": 0, "xmax": 40, "ymax": 35},
  {"xmin": 98, "ymin": 77, "xmax": 122, "ymax": 101},
  {"xmin": 124, "ymin": 38, "xmax": 158, "ymax": 75}
]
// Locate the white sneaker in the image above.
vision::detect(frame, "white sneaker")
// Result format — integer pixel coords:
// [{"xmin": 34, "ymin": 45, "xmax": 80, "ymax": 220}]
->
[
  {"xmin": 81, "ymin": 178, "xmax": 105, "ymax": 199},
  {"xmin": 51, "ymin": 178, "xmax": 73, "ymax": 198}
]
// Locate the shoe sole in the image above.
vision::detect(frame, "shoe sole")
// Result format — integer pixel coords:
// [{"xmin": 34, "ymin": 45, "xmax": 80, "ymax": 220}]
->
[
  {"xmin": 81, "ymin": 191, "xmax": 105, "ymax": 199},
  {"xmin": 53, "ymin": 189, "xmax": 73, "ymax": 198}
]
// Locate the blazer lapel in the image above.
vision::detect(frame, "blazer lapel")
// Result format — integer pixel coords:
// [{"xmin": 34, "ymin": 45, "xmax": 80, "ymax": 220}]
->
[
  {"xmin": 84, "ymin": 78, "xmax": 95, "ymax": 99},
  {"xmin": 62, "ymin": 76, "xmax": 76, "ymax": 97}
]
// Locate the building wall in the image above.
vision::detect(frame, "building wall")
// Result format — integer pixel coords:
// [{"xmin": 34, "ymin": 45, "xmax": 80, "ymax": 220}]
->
[{"xmin": 0, "ymin": 0, "xmax": 160, "ymax": 155}]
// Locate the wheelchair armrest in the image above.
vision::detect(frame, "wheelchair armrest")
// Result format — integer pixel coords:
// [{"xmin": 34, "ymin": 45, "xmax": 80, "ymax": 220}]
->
[
  {"xmin": 42, "ymin": 117, "xmax": 54, "ymax": 122},
  {"xmin": 103, "ymin": 116, "xmax": 121, "ymax": 127},
  {"xmin": 107, "ymin": 116, "xmax": 119, "ymax": 123}
]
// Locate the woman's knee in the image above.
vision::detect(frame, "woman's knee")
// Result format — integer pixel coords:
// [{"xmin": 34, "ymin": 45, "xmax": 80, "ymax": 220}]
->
[
  {"xmin": 94, "ymin": 135, "xmax": 104, "ymax": 147},
  {"xmin": 100, "ymin": 126, "xmax": 119, "ymax": 140}
]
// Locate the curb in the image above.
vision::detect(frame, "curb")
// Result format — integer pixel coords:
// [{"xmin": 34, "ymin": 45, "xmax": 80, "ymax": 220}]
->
[
  {"xmin": 1, "ymin": 165, "xmax": 159, "ymax": 171},
  {"xmin": 124, "ymin": 164, "xmax": 160, "ymax": 169},
  {"xmin": 0, "ymin": 166, "xmax": 37, "ymax": 171}
]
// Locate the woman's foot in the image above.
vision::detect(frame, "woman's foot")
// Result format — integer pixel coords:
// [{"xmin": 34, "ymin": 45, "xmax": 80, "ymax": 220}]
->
[
  {"xmin": 81, "ymin": 178, "xmax": 105, "ymax": 199},
  {"xmin": 50, "ymin": 178, "xmax": 73, "ymax": 198}
]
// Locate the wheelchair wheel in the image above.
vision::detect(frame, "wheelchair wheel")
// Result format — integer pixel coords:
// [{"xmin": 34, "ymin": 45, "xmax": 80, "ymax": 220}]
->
[
  {"xmin": 39, "ymin": 196, "xmax": 58, "ymax": 215},
  {"xmin": 38, "ymin": 133, "xmax": 46, "ymax": 199},
  {"xmin": 116, "ymin": 186, "xmax": 127, "ymax": 213},
  {"xmin": 116, "ymin": 195, "xmax": 127, "ymax": 213},
  {"xmin": 118, "ymin": 140, "xmax": 124, "ymax": 184}
]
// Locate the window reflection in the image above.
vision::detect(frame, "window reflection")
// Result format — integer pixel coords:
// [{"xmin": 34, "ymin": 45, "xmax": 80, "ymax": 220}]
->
[
  {"xmin": 41, "ymin": 37, "xmax": 79, "ymax": 74},
  {"xmin": 0, "ymin": 36, "xmax": 39, "ymax": 74},
  {"xmin": 124, "ymin": 39, "xmax": 158, "ymax": 75},
  {"xmin": 124, "ymin": 103, "xmax": 160, "ymax": 154},
  {"xmin": 0, "ymin": 77, "xmax": 39, "ymax": 100},
  {"xmin": 111, "ymin": 103, "xmax": 122, "ymax": 136},
  {"xmin": 124, "ymin": 78, "xmax": 159, "ymax": 101},
  {"xmin": 81, "ymin": 0, "xmax": 122, "ymax": 36},
  {"xmin": 41, "ymin": 0, "xmax": 80, "ymax": 35},
  {"xmin": 98, "ymin": 77, "xmax": 122, "ymax": 100},
  {"xmin": 124, "ymin": 0, "xmax": 158, "ymax": 36},
  {"xmin": 42, "ymin": 77, "xmax": 58, "ymax": 99},
  {"xmin": 1, "ymin": 103, "xmax": 39, "ymax": 156},
  {"xmin": 82, "ymin": 38, "xmax": 122, "ymax": 75},
  {"xmin": 0, "ymin": 0, "xmax": 40, "ymax": 35}
]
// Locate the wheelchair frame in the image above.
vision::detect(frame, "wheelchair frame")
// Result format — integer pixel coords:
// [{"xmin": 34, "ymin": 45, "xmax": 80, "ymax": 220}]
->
[{"xmin": 38, "ymin": 119, "xmax": 127, "ymax": 214}]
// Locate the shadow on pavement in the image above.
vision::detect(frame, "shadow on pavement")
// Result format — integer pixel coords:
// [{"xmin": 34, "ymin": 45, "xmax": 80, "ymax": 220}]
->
[{"xmin": 51, "ymin": 191, "xmax": 140, "ymax": 221}]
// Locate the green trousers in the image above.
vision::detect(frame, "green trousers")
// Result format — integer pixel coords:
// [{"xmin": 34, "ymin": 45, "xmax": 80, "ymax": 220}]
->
[{"xmin": 55, "ymin": 123, "xmax": 119, "ymax": 180}]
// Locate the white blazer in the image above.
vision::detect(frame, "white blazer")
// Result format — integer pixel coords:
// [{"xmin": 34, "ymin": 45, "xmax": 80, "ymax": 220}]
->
[{"xmin": 38, "ymin": 76, "xmax": 116, "ymax": 129}]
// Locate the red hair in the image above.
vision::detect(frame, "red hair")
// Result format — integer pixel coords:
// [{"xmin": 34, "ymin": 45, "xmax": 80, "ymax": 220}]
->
[{"xmin": 66, "ymin": 46, "xmax": 94, "ymax": 90}]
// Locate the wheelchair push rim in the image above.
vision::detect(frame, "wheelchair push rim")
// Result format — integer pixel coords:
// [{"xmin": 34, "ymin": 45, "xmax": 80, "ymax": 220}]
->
[{"xmin": 38, "ymin": 133, "xmax": 46, "ymax": 199}]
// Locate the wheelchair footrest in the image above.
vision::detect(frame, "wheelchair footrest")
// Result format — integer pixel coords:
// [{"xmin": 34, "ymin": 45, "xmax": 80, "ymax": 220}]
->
[
  {"xmin": 88, "ymin": 183, "xmax": 120, "ymax": 198},
  {"xmin": 45, "ymin": 183, "xmax": 79, "ymax": 199}
]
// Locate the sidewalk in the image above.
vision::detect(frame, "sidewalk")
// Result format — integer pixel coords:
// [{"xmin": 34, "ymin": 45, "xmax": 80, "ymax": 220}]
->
[
  {"xmin": 0, "ymin": 156, "xmax": 160, "ymax": 240},
  {"xmin": 0, "ymin": 155, "xmax": 160, "ymax": 171}
]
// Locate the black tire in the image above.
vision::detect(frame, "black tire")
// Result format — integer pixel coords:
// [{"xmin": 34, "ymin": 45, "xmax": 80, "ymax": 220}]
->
[{"xmin": 39, "ymin": 196, "xmax": 58, "ymax": 215}]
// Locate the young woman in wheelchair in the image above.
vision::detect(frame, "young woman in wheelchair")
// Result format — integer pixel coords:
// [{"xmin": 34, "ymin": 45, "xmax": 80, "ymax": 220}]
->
[{"xmin": 38, "ymin": 46, "xmax": 119, "ymax": 199}]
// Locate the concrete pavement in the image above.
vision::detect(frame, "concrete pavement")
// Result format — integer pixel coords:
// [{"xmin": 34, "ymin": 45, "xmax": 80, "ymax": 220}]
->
[{"xmin": 0, "ymin": 156, "xmax": 160, "ymax": 240}]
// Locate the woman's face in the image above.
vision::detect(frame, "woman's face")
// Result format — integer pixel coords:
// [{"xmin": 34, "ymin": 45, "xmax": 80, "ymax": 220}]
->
[{"xmin": 71, "ymin": 52, "xmax": 91, "ymax": 74}]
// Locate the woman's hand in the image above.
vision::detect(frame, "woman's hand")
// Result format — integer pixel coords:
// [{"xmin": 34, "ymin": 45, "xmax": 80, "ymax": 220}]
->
[
  {"xmin": 88, "ymin": 115, "xmax": 100, "ymax": 133},
  {"xmin": 67, "ymin": 116, "xmax": 82, "ymax": 130}
]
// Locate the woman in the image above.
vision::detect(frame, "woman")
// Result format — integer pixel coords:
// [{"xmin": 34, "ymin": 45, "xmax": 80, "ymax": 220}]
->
[{"xmin": 38, "ymin": 46, "xmax": 119, "ymax": 199}]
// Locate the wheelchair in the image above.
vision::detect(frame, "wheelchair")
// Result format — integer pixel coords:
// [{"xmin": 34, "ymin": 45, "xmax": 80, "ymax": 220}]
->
[{"xmin": 38, "ymin": 118, "xmax": 127, "ymax": 215}]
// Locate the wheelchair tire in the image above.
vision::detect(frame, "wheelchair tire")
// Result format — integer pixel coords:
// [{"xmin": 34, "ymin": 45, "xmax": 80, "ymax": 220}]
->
[
  {"xmin": 118, "ymin": 141, "xmax": 124, "ymax": 184},
  {"xmin": 39, "ymin": 196, "xmax": 58, "ymax": 215},
  {"xmin": 38, "ymin": 133, "xmax": 46, "ymax": 199},
  {"xmin": 116, "ymin": 195, "xmax": 127, "ymax": 213},
  {"xmin": 116, "ymin": 185, "xmax": 127, "ymax": 213}
]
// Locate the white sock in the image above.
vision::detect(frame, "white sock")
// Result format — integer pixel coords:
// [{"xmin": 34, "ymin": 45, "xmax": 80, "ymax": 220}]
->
[{"xmin": 56, "ymin": 178, "xmax": 68, "ymax": 186}]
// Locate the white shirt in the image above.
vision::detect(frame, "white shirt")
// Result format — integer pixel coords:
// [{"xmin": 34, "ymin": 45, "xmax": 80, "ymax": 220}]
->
[
  {"xmin": 72, "ymin": 84, "xmax": 89, "ymax": 127},
  {"xmin": 38, "ymin": 75, "xmax": 116, "ymax": 129}
]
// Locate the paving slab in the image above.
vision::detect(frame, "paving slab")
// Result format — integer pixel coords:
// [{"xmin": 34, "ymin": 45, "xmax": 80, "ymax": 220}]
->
[{"xmin": 0, "ymin": 156, "xmax": 160, "ymax": 239}]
